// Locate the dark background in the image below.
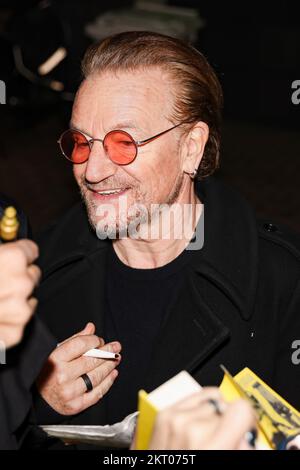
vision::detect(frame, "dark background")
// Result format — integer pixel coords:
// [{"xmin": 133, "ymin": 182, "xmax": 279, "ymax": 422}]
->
[{"xmin": 0, "ymin": 0, "xmax": 299, "ymax": 234}]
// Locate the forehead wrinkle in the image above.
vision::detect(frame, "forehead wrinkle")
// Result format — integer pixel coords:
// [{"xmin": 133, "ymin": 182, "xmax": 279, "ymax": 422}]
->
[
  {"xmin": 71, "ymin": 69, "xmax": 176, "ymax": 138},
  {"xmin": 69, "ymin": 120, "xmax": 142, "ymax": 137}
]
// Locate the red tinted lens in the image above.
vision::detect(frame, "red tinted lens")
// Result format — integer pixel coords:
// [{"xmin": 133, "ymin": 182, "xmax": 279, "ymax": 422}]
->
[
  {"xmin": 60, "ymin": 130, "xmax": 90, "ymax": 163},
  {"xmin": 104, "ymin": 130, "xmax": 137, "ymax": 164}
]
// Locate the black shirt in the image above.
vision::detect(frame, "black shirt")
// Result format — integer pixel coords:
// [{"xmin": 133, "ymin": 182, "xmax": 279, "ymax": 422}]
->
[{"xmin": 104, "ymin": 244, "xmax": 191, "ymax": 424}]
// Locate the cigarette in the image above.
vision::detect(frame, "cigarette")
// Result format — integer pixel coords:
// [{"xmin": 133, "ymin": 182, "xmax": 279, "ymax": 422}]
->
[{"xmin": 83, "ymin": 348, "xmax": 120, "ymax": 360}]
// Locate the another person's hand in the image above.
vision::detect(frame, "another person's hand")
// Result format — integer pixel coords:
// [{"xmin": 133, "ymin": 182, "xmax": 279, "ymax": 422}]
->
[
  {"xmin": 37, "ymin": 322, "xmax": 121, "ymax": 415},
  {"xmin": 0, "ymin": 239, "xmax": 41, "ymax": 348},
  {"xmin": 148, "ymin": 387, "xmax": 257, "ymax": 450}
]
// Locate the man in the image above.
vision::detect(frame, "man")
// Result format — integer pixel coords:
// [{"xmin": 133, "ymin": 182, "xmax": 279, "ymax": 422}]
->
[
  {"xmin": 0, "ymin": 223, "xmax": 258, "ymax": 451},
  {"xmin": 33, "ymin": 31, "xmax": 300, "ymax": 434},
  {"xmin": 0, "ymin": 196, "xmax": 56, "ymax": 449}
]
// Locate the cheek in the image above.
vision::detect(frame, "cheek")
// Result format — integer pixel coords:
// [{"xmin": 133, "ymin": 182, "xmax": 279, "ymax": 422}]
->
[
  {"xmin": 73, "ymin": 164, "xmax": 86, "ymax": 185},
  {"xmin": 128, "ymin": 146, "xmax": 180, "ymax": 199},
  {"xmin": 131, "ymin": 140, "xmax": 179, "ymax": 177},
  {"xmin": 149, "ymin": 142, "xmax": 181, "ymax": 186}
]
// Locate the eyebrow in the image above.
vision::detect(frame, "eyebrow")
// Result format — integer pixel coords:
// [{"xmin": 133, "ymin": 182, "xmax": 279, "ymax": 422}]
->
[{"xmin": 69, "ymin": 121, "xmax": 141, "ymax": 137}]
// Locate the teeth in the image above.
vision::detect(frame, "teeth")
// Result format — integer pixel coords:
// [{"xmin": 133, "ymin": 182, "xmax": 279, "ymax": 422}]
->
[{"xmin": 97, "ymin": 189, "xmax": 124, "ymax": 195}]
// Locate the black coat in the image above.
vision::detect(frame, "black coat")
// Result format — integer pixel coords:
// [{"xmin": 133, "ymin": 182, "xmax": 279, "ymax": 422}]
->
[
  {"xmin": 0, "ymin": 195, "xmax": 56, "ymax": 449},
  {"xmin": 34, "ymin": 177, "xmax": 300, "ymax": 427}
]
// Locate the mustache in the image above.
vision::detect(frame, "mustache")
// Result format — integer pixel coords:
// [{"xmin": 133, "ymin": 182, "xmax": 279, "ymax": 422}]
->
[{"xmin": 79, "ymin": 176, "xmax": 134, "ymax": 192}]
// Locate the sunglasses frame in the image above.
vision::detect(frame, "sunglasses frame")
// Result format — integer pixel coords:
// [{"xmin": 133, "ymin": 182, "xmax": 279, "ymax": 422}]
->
[{"xmin": 57, "ymin": 122, "xmax": 185, "ymax": 165}]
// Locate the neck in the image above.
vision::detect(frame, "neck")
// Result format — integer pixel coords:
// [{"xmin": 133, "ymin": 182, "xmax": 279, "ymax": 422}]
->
[{"xmin": 112, "ymin": 180, "xmax": 202, "ymax": 269}]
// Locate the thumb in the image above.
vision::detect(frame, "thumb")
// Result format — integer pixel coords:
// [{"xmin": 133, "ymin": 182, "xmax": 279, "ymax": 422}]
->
[
  {"xmin": 58, "ymin": 323, "xmax": 97, "ymax": 348},
  {"xmin": 79, "ymin": 322, "xmax": 95, "ymax": 335}
]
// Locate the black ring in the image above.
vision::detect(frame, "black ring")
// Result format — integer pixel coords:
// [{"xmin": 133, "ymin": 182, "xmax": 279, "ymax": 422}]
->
[{"xmin": 81, "ymin": 373, "xmax": 93, "ymax": 392}]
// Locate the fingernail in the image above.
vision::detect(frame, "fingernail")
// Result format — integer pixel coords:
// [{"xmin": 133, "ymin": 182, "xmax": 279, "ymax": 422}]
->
[{"xmin": 111, "ymin": 342, "xmax": 121, "ymax": 352}]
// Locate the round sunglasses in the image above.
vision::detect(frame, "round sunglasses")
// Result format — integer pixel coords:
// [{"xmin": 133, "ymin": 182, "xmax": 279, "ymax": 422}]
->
[{"xmin": 57, "ymin": 122, "xmax": 184, "ymax": 166}]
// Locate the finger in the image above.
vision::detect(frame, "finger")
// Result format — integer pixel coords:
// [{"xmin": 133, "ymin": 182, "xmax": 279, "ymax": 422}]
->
[
  {"xmin": 66, "ymin": 369, "xmax": 118, "ymax": 414},
  {"xmin": 0, "ymin": 298, "xmax": 34, "ymax": 326},
  {"xmin": 169, "ymin": 409, "xmax": 224, "ymax": 450},
  {"xmin": 151, "ymin": 389, "xmax": 225, "ymax": 451},
  {"xmin": 150, "ymin": 407, "xmax": 178, "ymax": 450},
  {"xmin": 72, "ymin": 355, "xmax": 121, "ymax": 396},
  {"xmin": 80, "ymin": 322, "xmax": 95, "ymax": 336},
  {"xmin": 160, "ymin": 403, "xmax": 222, "ymax": 450},
  {"xmin": 66, "ymin": 341, "xmax": 122, "ymax": 380},
  {"xmin": 57, "ymin": 322, "xmax": 96, "ymax": 347},
  {"xmin": 169, "ymin": 388, "xmax": 223, "ymax": 412},
  {"xmin": 55, "ymin": 334, "xmax": 101, "ymax": 362},
  {"xmin": 70, "ymin": 322, "xmax": 96, "ymax": 337},
  {"xmin": 208, "ymin": 400, "xmax": 257, "ymax": 450},
  {"xmin": 0, "ymin": 324, "xmax": 24, "ymax": 349},
  {"xmin": 173, "ymin": 399, "xmax": 226, "ymax": 422},
  {"xmin": 0, "ymin": 243, "xmax": 37, "ymax": 277},
  {"xmin": 13, "ymin": 240, "xmax": 39, "ymax": 265},
  {"xmin": 27, "ymin": 264, "xmax": 41, "ymax": 287}
]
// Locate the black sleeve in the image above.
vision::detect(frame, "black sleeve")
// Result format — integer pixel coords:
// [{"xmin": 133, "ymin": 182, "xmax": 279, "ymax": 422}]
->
[
  {"xmin": 31, "ymin": 386, "xmax": 70, "ymax": 425},
  {"xmin": 0, "ymin": 317, "xmax": 57, "ymax": 449}
]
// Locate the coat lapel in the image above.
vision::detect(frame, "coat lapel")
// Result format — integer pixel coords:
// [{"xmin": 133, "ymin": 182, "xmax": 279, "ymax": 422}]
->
[
  {"xmin": 144, "ymin": 268, "xmax": 230, "ymax": 392},
  {"xmin": 144, "ymin": 177, "xmax": 259, "ymax": 391}
]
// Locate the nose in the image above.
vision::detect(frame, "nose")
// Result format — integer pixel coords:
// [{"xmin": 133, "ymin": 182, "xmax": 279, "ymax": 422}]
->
[{"xmin": 84, "ymin": 140, "xmax": 117, "ymax": 183}]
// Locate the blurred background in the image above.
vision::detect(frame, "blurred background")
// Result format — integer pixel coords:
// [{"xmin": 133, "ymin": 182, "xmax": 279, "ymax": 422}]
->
[{"xmin": 0, "ymin": 0, "xmax": 299, "ymax": 234}]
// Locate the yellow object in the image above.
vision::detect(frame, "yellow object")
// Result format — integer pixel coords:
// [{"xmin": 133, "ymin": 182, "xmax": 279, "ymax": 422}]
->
[
  {"xmin": 136, "ymin": 371, "xmax": 201, "ymax": 450},
  {"xmin": 136, "ymin": 367, "xmax": 300, "ymax": 450},
  {"xmin": 0, "ymin": 206, "xmax": 19, "ymax": 241},
  {"xmin": 136, "ymin": 390, "xmax": 158, "ymax": 450},
  {"xmin": 220, "ymin": 367, "xmax": 300, "ymax": 449}
]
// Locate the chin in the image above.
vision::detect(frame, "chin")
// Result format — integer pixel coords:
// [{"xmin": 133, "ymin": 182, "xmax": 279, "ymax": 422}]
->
[{"xmin": 94, "ymin": 218, "xmax": 130, "ymax": 240}]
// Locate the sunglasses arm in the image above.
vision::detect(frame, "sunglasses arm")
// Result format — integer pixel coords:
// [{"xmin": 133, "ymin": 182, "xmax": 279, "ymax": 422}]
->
[{"xmin": 136, "ymin": 123, "xmax": 184, "ymax": 147}]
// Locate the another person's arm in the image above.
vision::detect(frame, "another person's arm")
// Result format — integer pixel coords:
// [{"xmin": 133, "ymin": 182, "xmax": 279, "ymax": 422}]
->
[
  {"xmin": 148, "ymin": 388, "xmax": 257, "ymax": 450},
  {"xmin": 0, "ymin": 240, "xmax": 40, "ymax": 348}
]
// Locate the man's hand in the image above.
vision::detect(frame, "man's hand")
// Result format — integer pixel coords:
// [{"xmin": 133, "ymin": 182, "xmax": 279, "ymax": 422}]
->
[
  {"xmin": 37, "ymin": 322, "xmax": 121, "ymax": 416},
  {"xmin": 148, "ymin": 388, "xmax": 257, "ymax": 450},
  {"xmin": 0, "ymin": 239, "xmax": 41, "ymax": 348}
]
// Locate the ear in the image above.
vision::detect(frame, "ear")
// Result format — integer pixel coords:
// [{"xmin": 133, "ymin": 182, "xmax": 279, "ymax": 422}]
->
[{"xmin": 182, "ymin": 121, "xmax": 209, "ymax": 175}]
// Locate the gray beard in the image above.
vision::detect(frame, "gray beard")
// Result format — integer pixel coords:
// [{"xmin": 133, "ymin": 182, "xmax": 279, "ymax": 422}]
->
[{"xmin": 79, "ymin": 171, "xmax": 184, "ymax": 238}]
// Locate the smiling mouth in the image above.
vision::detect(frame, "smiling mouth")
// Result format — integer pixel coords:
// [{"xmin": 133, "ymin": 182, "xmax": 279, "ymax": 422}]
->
[{"xmin": 89, "ymin": 187, "xmax": 130, "ymax": 197}]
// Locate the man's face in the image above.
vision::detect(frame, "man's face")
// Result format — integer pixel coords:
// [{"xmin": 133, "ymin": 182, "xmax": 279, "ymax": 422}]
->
[{"xmin": 71, "ymin": 67, "xmax": 185, "ymax": 235}]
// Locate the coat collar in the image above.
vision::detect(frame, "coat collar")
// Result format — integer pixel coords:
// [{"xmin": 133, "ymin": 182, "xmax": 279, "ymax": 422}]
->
[{"xmin": 192, "ymin": 177, "xmax": 259, "ymax": 321}]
